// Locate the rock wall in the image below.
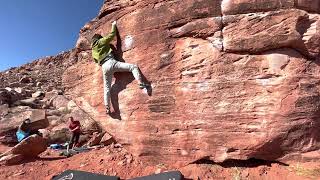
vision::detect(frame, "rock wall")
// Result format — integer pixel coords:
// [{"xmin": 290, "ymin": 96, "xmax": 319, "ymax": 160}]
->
[{"xmin": 63, "ymin": 0, "xmax": 318, "ymax": 166}]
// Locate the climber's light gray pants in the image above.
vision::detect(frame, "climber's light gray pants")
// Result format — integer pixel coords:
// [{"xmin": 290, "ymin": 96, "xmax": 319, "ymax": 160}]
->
[{"xmin": 101, "ymin": 55, "xmax": 142, "ymax": 108}]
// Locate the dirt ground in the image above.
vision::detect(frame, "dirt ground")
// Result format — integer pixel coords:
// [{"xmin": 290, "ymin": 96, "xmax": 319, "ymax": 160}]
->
[{"xmin": 0, "ymin": 145, "xmax": 320, "ymax": 180}]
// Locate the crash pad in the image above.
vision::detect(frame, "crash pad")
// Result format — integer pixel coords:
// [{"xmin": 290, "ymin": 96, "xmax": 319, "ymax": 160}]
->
[
  {"xmin": 59, "ymin": 146, "xmax": 92, "ymax": 157},
  {"xmin": 52, "ymin": 170, "xmax": 120, "ymax": 180},
  {"xmin": 129, "ymin": 171, "xmax": 183, "ymax": 180}
]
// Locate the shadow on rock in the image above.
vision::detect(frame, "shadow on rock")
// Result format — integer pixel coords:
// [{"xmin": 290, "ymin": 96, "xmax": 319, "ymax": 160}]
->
[{"xmin": 191, "ymin": 157, "xmax": 289, "ymax": 168}]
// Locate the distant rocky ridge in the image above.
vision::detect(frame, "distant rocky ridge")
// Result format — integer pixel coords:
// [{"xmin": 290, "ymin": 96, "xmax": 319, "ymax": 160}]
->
[
  {"xmin": 0, "ymin": 51, "xmax": 73, "ymax": 91},
  {"xmin": 1, "ymin": 0, "xmax": 320, "ymax": 167}
]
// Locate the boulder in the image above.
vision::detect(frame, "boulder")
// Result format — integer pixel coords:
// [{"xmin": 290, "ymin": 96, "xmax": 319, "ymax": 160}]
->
[
  {"xmin": 87, "ymin": 132, "xmax": 105, "ymax": 147},
  {"xmin": 0, "ymin": 131, "xmax": 17, "ymax": 145},
  {"xmin": 0, "ymin": 135, "xmax": 47, "ymax": 165},
  {"xmin": 38, "ymin": 129, "xmax": 50, "ymax": 140},
  {"xmin": 223, "ymin": 9, "xmax": 317, "ymax": 57},
  {"xmin": 47, "ymin": 116, "xmax": 61, "ymax": 127},
  {"xmin": 0, "ymin": 109, "xmax": 49, "ymax": 137},
  {"xmin": 100, "ymin": 132, "xmax": 114, "ymax": 146},
  {"xmin": 48, "ymin": 126, "xmax": 70, "ymax": 144},
  {"xmin": 0, "ymin": 104, "xmax": 9, "ymax": 117},
  {"xmin": 79, "ymin": 134, "xmax": 90, "ymax": 145},
  {"xmin": 295, "ymin": 0, "xmax": 320, "ymax": 13},
  {"xmin": 36, "ymin": 82, "xmax": 43, "ymax": 87},
  {"xmin": 0, "ymin": 89, "xmax": 14, "ymax": 105},
  {"xmin": 302, "ymin": 14, "xmax": 320, "ymax": 58},
  {"xmin": 44, "ymin": 89, "xmax": 60, "ymax": 100},
  {"xmin": 51, "ymin": 95, "xmax": 69, "ymax": 109},
  {"xmin": 170, "ymin": 17, "xmax": 222, "ymax": 39},
  {"xmin": 16, "ymin": 97, "xmax": 39, "ymax": 108},
  {"xmin": 19, "ymin": 75, "xmax": 32, "ymax": 84},
  {"xmin": 0, "ymin": 154, "xmax": 24, "ymax": 166},
  {"xmin": 62, "ymin": 0, "xmax": 320, "ymax": 167},
  {"xmin": 13, "ymin": 87, "xmax": 31, "ymax": 97},
  {"xmin": 47, "ymin": 125, "xmax": 90, "ymax": 145},
  {"xmin": 25, "ymin": 109, "xmax": 49, "ymax": 131},
  {"xmin": 32, "ymin": 91, "xmax": 45, "ymax": 98},
  {"xmin": 9, "ymin": 135, "xmax": 47, "ymax": 156},
  {"xmin": 47, "ymin": 110, "xmax": 62, "ymax": 117},
  {"xmin": 221, "ymin": 0, "xmax": 320, "ymax": 15},
  {"xmin": 57, "ymin": 107, "xmax": 69, "ymax": 113},
  {"xmin": 221, "ymin": 0, "xmax": 294, "ymax": 15},
  {"xmin": 14, "ymin": 87, "xmax": 24, "ymax": 94}
]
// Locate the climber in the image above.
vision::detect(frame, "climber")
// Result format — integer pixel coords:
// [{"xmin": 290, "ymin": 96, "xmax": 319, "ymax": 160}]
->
[
  {"xmin": 91, "ymin": 20, "xmax": 149, "ymax": 114},
  {"xmin": 68, "ymin": 116, "xmax": 81, "ymax": 149}
]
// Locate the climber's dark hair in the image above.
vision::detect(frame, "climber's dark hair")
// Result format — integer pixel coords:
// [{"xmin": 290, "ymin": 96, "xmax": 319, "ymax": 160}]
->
[{"xmin": 91, "ymin": 34, "xmax": 103, "ymax": 44}]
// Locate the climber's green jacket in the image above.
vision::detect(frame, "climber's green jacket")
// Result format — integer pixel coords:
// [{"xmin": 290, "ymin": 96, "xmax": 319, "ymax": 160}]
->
[{"xmin": 91, "ymin": 24, "xmax": 117, "ymax": 64}]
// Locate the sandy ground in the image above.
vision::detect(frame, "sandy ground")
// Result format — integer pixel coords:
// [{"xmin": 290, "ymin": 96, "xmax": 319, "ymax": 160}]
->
[{"xmin": 0, "ymin": 145, "xmax": 320, "ymax": 180}]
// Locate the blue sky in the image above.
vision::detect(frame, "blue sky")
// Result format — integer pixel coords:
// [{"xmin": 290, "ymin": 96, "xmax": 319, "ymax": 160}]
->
[{"xmin": 0, "ymin": 0, "xmax": 103, "ymax": 71}]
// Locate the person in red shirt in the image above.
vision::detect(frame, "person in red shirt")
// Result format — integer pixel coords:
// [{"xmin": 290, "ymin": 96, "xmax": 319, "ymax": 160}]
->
[{"xmin": 68, "ymin": 116, "xmax": 81, "ymax": 149}]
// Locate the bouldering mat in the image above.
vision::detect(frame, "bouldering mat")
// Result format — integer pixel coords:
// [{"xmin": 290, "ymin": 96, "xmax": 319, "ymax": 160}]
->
[
  {"xmin": 52, "ymin": 170, "xmax": 120, "ymax": 180},
  {"xmin": 59, "ymin": 146, "xmax": 92, "ymax": 157},
  {"xmin": 129, "ymin": 171, "xmax": 183, "ymax": 180}
]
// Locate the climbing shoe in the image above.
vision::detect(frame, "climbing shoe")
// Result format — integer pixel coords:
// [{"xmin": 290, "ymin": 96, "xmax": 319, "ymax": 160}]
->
[
  {"xmin": 139, "ymin": 82, "xmax": 150, "ymax": 89},
  {"xmin": 106, "ymin": 106, "xmax": 111, "ymax": 114}
]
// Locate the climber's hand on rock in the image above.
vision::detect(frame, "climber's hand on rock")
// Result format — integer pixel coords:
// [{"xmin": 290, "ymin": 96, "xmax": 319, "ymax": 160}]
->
[{"xmin": 112, "ymin": 21, "xmax": 117, "ymax": 26}]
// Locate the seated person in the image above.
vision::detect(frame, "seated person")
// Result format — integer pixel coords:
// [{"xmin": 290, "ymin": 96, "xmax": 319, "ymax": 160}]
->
[{"xmin": 16, "ymin": 119, "xmax": 31, "ymax": 142}]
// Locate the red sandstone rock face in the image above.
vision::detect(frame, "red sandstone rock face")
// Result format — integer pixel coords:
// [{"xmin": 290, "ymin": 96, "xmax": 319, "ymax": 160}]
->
[
  {"xmin": 63, "ymin": 0, "xmax": 320, "ymax": 166},
  {"xmin": 221, "ymin": 0, "xmax": 320, "ymax": 15},
  {"xmin": 223, "ymin": 9, "xmax": 320, "ymax": 58},
  {"xmin": 221, "ymin": 0, "xmax": 295, "ymax": 15},
  {"xmin": 296, "ymin": 0, "xmax": 320, "ymax": 13}
]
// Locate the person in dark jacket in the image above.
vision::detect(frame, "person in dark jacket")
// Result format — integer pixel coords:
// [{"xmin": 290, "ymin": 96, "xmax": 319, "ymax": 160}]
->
[{"xmin": 68, "ymin": 116, "xmax": 81, "ymax": 149}]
